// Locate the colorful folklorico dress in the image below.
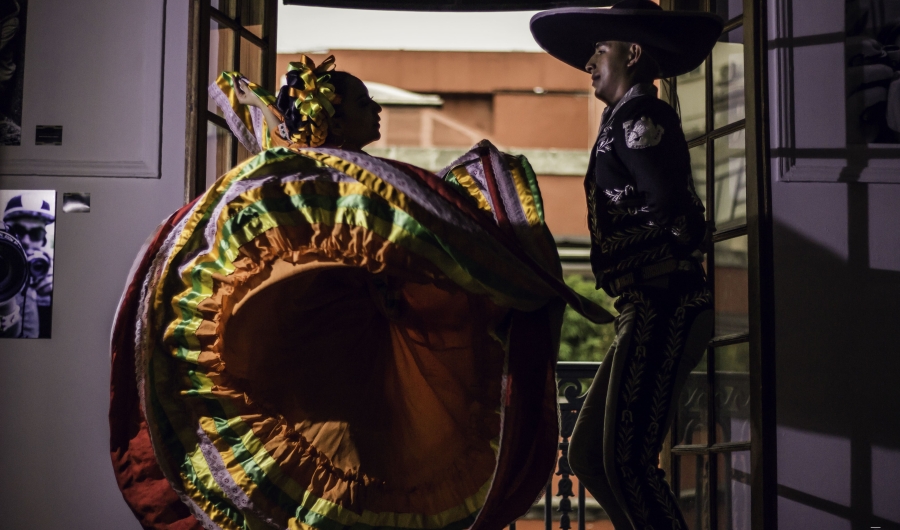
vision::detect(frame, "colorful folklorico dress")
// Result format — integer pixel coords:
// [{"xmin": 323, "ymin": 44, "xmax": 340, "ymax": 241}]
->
[{"xmin": 109, "ymin": 73, "xmax": 612, "ymax": 530}]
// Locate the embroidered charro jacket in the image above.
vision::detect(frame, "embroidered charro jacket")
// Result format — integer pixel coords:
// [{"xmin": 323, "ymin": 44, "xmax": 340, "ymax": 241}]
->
[{"xmin": 586, "ymin": 83, "xmax": 706, "ymax": 290}]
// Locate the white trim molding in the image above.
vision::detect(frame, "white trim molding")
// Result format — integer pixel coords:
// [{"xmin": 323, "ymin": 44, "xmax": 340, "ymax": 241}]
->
[
  {"xmin": 0, "ymin": 0, "xmax": 167, "ymax": 178},
  {"xmin": 768, "ymin": 0, "xmax": 900, "ymax": 184}
]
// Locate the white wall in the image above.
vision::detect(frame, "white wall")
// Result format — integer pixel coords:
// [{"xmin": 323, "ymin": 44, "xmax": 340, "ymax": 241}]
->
[
  {"xmin": 0, "ymin": 0, "xmax": 190, "ymax": 527},
  {"xmin": 768, "ymin": 0, "xmax": 900, "ymax": 527},
  {"xmin": 5, "ymin": 1, "xmax": 900, "ymax": 528}
]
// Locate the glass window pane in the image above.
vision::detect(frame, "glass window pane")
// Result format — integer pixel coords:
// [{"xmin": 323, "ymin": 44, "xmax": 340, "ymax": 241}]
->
[
  {"xmin": 239, "ymin": 38, "xmax": 264, "ymax": 86},
  {"xmin": 713, "ymin": 0, "xmax": 744, "ymax": 23},
  {"xmin": 717, "ymin": 451, "xmax": 752, "ymax": 530},
  {"xmin": 560, "ymin": 273, "xmax": 617, "ymax": 363},
  {"xmin": 207, "ymin": 121, "xmax": 233, "ymax": 188},
  {"xmin": 241, "ymin": 0, "xmax": 267, "ymax": 38},
  {"xmin": 236, "ymin": 139, "xmax": 254, "ymax": 166},
  {"xmin": 690, "ymin": 142, "xmax": 708, "ymax": 210},
  {"xmin": 713, "ymin": 129, "xmax": 746, "ymax": 230},
  {"xmin": 211, "ymin": 0, "xmax": 237, "ymax": 18},
  {"xmin": 714, "ymin": 235, "xmax": 748, "ymax": 337},
  {"xmin": 208, "ymin": 19, "xmax": 235, "ymax": 116},
  {"xmin": 673, "ymin": 0, "xmax": 705, "ymax": 11},
  {"xmin": 677, "ymin": 62, "xmax": 707, "ymax": 141},
  {"xmin": 714, "ymin": 342, "xmax": 750, "ymax": 443},
  {"xmin": 675, "ymin": 350, "xmax": 709, "ymax": 447},
  {"xmin": 677, "ymin": 453, "xmax": 710, "ymax": 530},
  {"xmin": 712, "ymin": 30, "xmax": 745, "ymax": 129}
]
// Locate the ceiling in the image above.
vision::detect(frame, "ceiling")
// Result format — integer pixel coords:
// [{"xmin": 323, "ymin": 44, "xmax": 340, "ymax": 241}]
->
[{"xmin": 280, "ymin": 1, "xmax": 614, "ymax": 11}]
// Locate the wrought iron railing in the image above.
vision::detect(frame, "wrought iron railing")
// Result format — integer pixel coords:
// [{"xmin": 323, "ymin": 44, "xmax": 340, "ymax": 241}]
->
[{"xmin": 507, "ymin": 362, "xmax": 751, "ymax": 530}]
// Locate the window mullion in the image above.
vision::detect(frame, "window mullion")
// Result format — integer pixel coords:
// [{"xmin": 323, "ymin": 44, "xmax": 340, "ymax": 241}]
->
[
  {"xmin": 687, "ymin": 120, "xmax": 746, "ymax": 150},
  {"xmin": 723, "ymin": 16, "xmax": 744, "ymax": 33},
  {"xmin": 672, "ymin": 441, "xmax": 752, "ymax": 454},
  {"xmin": 265, "ymin": 0, "xmax": 278, "ymax": 89},
  {"xmin": 190, "ymin": 0, "xmax": 277, "ymax": 201},
  {"xmin": 710, "ymin": 333, "xmax": 750, "ymax": 349},
  {"xmin": 671, "ymin": 434, "xmax": 681, "ymax": 505},
  {"xmin": 687, "ymin": 135, "xmax": 706, "ymax": 150},
  {"xmin": 710, "ymin": 119, "xmax": 747, "ymax": 142},
  {"xmin": 706, "ymin": 326, "xmax": 719, "ymax": 529},
  {"xmin": 207, "ymin": 111, "xmax": 227, "ymax": 129},
  {"xmin": 704, "ymin": 54, "xmax": 714, "ymax": 141},
  {"xmin": 230, "ymin": 1, "xmax": 242, "ymax": 171},
  {"xmin": 741, "ymin": 0, "xmax": 776, "ymax": 527},
  {"xmin": 704, "ymin": 25, "xmax": 719, "ymax": 530},
  {"xmin": 233, "ymin": 28, "xmax": 241, "ymax": 75},
  {"xmin": 239, "ymin": 28, "xmax": 267, "ymax": 49},
  {"xmin": 712, "ymin": 224, "xmax": 748, "ymax": 242},
  {"xmin": 193, "ymin": 0, "xmax": 213, "ymax": 199},
  {"xmin": 210, "ymin": 8, "xmax": 239, "ymax": 30}
]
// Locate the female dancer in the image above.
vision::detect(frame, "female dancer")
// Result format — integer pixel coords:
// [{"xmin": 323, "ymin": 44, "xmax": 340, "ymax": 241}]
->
[{"xmin": 110, "ymin": 55, "xmax": 611, "ymax": 530}]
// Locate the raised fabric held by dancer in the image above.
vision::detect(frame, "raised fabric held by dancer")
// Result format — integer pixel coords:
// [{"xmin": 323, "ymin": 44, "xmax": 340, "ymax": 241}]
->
[
  {"xmin": 531, "ymin": 2, "xmax": 722, "ymax": 529},
  {"xmin": 109, "ymin": 55, "xmax": 612, "ymax": 530}
]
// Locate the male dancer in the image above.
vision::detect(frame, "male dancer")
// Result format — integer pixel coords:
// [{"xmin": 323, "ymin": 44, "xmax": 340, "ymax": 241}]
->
[{"xmin": 531, "ymin": 2, "xmax": 723, "ymax": 528}]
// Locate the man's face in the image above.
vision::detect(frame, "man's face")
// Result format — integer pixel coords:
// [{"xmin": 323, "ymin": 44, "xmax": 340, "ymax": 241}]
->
[
  {"xmin": 585, "ymin": 41, "xmax": 633, "ymax": 105},
  {"xmin": 7, "ymin": 217, "xmax": 47, "ymax": 253}
]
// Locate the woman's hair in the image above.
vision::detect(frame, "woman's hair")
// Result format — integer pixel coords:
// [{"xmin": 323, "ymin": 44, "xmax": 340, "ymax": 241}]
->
[
  {"xmin": 317, "ymin": 72, "xmax": 355, "ymax": 146},
  {"xmin": 274, "ymin": 56, "xmax": 355, "ymax": 147},
  {"xmin": 326, "ymin": 71, "xmax": 354, "ymax": 117}
]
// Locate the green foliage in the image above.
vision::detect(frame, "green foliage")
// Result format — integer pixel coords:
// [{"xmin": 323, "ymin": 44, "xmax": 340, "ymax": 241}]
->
[
  {"xmin": 557, "ymin": 274, "xmax": 751, "ymax": 375},
  {"xmin": 559, "ymin": 274, "xmax": 618, "ymax": 362},
  {"xmin": 715, "ymin": 342, "xmax": 750, "ymax": 372}
]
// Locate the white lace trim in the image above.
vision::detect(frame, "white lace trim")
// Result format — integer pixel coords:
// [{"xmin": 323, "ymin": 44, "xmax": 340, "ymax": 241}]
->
[
  {"xmin": 207, "ymin": 82, "xmax": 262, "ymax": 155},
  {"xmin": 250, "ymin": 105, "xmax": 265, "ymax": 149}
]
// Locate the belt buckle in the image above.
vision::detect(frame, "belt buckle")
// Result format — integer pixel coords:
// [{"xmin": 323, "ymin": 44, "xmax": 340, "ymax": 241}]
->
[
  {"xmin": 642, "ymin": 262, "xmax": 662, "ymax": 277},
  {"xmin": 614, "ymin": 272, "xmax": 634, "ymax": 292},
  {"xmin": 642, "ymin": 258, "xmax": 677, "ymax": 280}
]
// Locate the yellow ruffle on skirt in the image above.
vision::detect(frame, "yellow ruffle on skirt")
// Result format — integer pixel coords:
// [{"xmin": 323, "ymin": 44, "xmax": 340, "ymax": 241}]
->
[{"xmin": 111, "ymin": 143, "xmax": 611, "ymax": 530}]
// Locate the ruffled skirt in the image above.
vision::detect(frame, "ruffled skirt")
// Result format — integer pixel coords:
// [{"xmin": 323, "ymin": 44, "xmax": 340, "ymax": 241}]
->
[{"xmin": 110, "ymin": 144, "xmax": 609, "ymax": 530}]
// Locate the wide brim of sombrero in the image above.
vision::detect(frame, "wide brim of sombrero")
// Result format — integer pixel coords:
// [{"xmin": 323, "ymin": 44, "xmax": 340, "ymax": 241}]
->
[{"xmin": 530, "ymin": 8, "xmax": 724, "ymax": 78}]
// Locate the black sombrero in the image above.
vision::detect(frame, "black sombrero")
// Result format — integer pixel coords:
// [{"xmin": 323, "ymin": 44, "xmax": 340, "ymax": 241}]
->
[{"xmin": 530, "ymin": 0, "xmax": 724, "ymax": 78}]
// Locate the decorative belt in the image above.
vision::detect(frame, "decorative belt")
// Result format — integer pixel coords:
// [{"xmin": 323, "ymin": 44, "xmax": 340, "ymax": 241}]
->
[{"xmin": 605, "ymin": 258, "xmax": 700, "ymax": 296}]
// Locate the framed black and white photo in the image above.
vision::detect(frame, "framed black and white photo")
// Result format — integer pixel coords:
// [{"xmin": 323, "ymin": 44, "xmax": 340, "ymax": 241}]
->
[
  {"xmin": 847, "ymin": 0, "xmax": 900, "ymax": 145},
  {"xmin": 0, "ymin": 0, "xmax": 166, "ymax": 178},
  {"xmin": 0, "ymin": 0, "xmax": 27, "ymax": 146},
  {"xmin": 0, "ymin": 190, "xmax": 56, "ymax": 339}
]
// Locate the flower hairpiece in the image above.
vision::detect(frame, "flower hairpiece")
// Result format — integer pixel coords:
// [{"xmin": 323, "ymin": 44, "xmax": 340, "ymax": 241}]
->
[{"xmin": 282, "ymin": 55, "xmax": 342, "ymax": 147}]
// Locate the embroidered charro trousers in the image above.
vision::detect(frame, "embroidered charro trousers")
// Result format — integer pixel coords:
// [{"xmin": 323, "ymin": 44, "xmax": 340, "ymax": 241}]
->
[{"xmin": 568, "ymin": 275, "xmax": 713, "ymax": 530}]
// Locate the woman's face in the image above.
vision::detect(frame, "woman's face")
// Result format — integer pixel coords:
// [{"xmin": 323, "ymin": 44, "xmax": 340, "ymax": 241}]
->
[{"xmin": 331, "ymin": 76, "xmax": 382, "ymax": 150}]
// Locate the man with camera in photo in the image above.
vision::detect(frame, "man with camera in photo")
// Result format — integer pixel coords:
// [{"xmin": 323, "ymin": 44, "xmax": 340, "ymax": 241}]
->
[{"xmin": 1, "ymin": 193, "xmax": 54, "ymax": 338}]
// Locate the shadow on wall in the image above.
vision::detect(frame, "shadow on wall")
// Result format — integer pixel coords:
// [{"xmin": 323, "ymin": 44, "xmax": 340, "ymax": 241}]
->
[
  {"xmin": 846, "ymin": 0, "xmax": 900, "ymax": 144},
  {"xmin": 771, "ymin": 1, "xmax": 900, "ymax": 525},
  {"xmin": 773, "ymin": 205, "xmax": 900, "ymax": 529}
]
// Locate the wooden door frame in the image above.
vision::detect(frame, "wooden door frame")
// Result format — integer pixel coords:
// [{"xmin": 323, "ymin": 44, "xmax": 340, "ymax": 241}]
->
[{"xmin": 181, "ymin": 4, "xmax": 777, "ymax": 527}]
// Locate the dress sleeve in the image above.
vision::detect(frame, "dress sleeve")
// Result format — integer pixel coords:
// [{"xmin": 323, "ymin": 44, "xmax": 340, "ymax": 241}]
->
[
  {"xmin": 208, "ymin": 72, "xmax": 280, "ymax": 153},
  {"xmin": 610, "ymin": 100, "xmax": 691, "ymax": 227}
]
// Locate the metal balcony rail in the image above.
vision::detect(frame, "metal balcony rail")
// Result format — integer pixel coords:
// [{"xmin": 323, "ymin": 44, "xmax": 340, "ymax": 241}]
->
[{"xmin": 507, "ymin": 361, "xmax": 751, "ymax": 530}]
